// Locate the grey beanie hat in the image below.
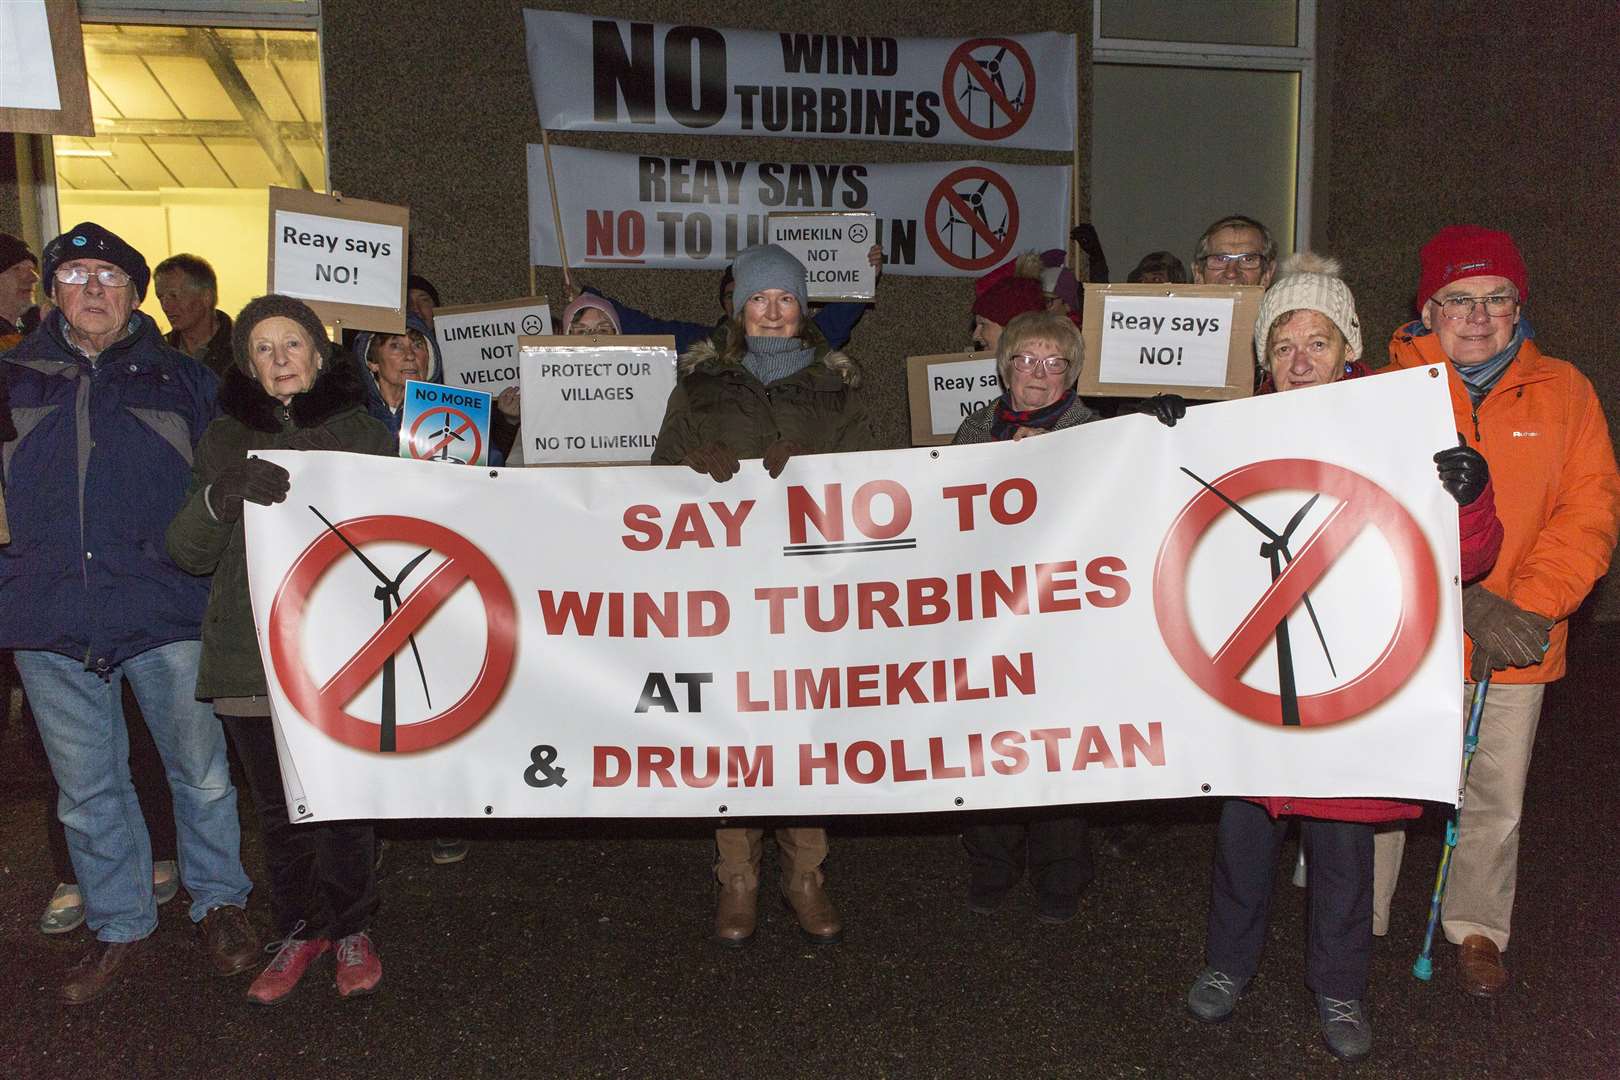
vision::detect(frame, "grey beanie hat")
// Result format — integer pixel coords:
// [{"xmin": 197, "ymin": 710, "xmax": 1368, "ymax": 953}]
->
[
  {"xmin": 1253, "ymin": 252, "xmax": 1363, "ymax": 366},
  {"xmin": 731, "ymin": 243, "xmax": 809, "ymax": 320}
]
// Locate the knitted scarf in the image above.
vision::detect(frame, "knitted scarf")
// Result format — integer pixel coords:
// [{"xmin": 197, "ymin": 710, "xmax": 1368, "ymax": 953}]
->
[
  {"xmin": 743, "ymin": 334, "xmax": 817, "ymax": 385},
  {"xmin": 991, "ymin": 388, "xmax": 1076, "ymax": 441}
]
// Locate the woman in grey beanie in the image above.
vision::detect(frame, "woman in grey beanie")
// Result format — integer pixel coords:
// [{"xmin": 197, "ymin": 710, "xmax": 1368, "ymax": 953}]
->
[{"xmin": 651, "ymin": 244, "xmax": 878, "ymax": 948}]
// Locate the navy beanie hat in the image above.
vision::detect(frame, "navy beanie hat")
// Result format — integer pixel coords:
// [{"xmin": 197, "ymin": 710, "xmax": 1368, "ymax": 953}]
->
[{"xmin": 42, "ymin": 222, "xmax": 151, "ymax": 301}]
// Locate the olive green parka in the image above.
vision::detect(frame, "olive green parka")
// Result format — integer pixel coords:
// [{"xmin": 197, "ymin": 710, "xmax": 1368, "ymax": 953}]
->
[
  {"xmin": 651, "ymin": 329, "xmax": 877, "ymax": 464},
  {"xmin": 166, "ymin": 356, "xmax": 392, "ymax": 701}
]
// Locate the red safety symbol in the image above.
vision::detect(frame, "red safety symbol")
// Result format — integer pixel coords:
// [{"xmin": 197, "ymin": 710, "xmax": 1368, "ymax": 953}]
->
[
  {"xmin": 1153, "ymin": 459, "xmax": 1439, "ymax": 728},
  {"xmin": 942, "ymin": 38, "xmax": 1037, "ymax": 141},
  {"xmin": 268, "ymin": 515, "xmax": 518, "ymax": 753},
  {"xmin": 408, "ymin": 406, "xmax": 483, "ymax": 465},
  {"xmin": 925, "ymin": 166, "xmax": 1020, "ymax": 273}
]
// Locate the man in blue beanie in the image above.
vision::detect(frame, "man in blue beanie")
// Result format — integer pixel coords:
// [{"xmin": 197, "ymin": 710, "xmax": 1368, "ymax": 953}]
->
[{"xmin": 0, "ymin": 222, "xmax": 257, "ymax": 1004}]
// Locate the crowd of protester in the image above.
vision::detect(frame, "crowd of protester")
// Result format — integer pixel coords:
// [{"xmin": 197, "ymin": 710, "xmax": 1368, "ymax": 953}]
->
[{"xmin": 1, "ymin": 207, "xmax": 1615, "ymax": 1065}]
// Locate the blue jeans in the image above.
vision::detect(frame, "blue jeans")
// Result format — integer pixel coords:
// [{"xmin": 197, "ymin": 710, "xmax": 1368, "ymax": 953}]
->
[{"xmin": 16, "ymin": 641, "xmax": 252, "ymax": 942}]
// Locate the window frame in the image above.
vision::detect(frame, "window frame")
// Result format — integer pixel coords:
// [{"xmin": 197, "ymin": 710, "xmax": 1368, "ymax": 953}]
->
[
  {"xmin": 1091, "ymin": 0, "xmax": 1317, "ymax": 251},
  {"xmin": 29, "ymin": 0, "xmax": 326, "ymax": 243}
]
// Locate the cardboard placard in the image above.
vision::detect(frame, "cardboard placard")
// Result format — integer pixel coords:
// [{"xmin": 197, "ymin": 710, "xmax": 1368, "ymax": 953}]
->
[
  {"xmin": 517, "ymin": 335, "xmax": 677, "ymax": 464},
  {"xmin": 765, "ymin": 212, "xmax": 878, "ymax": 301},
  {"xmin": 905, "ymin": 351, "xmax": 1000, "ymax": 446},
  {"xmin": 1076, "ymin": 283, "xmax": 1263, "ymax": 400},
  {"xmin": 0, "ymin": 0, "xmax": 94, "ymax": 136},
  {"xmin": 434, "ymin": 296, "xmax": 552, "ymax": 397},
  {"xmin": 267, "ymin": 187, "xmax": 409, "ymax": 333},
  {"xmin": 398, "ymin": 380, "xmax": 492, "ymax": 467}
]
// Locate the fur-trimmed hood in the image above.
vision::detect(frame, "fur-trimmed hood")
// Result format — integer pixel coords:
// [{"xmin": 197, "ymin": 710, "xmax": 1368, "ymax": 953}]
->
[
  {"xmin": 217, "ymin": 348, "xmax": 371, "ymax": 433},
  {"xmin": 676, "ymin": 337, "xmax": 862, "ymax": 389}
]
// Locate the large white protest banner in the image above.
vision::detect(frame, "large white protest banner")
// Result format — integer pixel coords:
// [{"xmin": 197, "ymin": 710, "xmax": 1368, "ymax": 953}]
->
[
  {"xmin": 527, "ymin": 144, "xmax": 1069, "ymax": 277},
  {"xmin": 516, "ymin": 335, "xmax": 677, "ymax": 463},
  {"xmin": 435, "ymin": 297, "xmax": 552, "ymax": 397},
  {"xmin": 525, "ymin": 10, "xmax": 1077, "ymax": 152},
  {"xmin": 245, "ymin": 367, "xmax": 1464, "ymax": 822}
]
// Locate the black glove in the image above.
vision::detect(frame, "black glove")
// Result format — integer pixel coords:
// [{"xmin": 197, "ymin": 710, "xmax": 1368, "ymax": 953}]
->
[
  {"xmin": 682, "ymin": 442, "xmax": 739, "ymax": 483},
  {"xmin": 210, "ymin": 457, "xmax": 289, "ymax": 523},
  {"xmin": 1435, "ymin": 435, "xmax": 1490, "ymax": 506},
  {"xmin": 1140, "ymin": 394, "xmax": 1188, "ymax": 428},
  {"xmin": 1462, "ymin": 584, "xmax": 1554, "ymax": 681},
  {"xmin": 763, "ymin": 439, "xmax": 806, "ymax": 479}
]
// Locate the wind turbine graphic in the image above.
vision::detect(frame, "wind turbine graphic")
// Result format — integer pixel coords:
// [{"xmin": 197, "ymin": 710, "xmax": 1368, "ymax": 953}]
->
[
  {"xmin": 962, "ymin": 46, "xmax": 1023, "ymax": 126},
  {"xmin": 940, "ymin": 179, "xmax": 1005, "ymax": 261},
  {"xmin": 309, "ymin": 507, "xmax": 434, "ymax": 752},
  {"xmin": 1179, "ymin": 468, "xmax": 1337, "ymax": 726},
  {"xmin": 422, "ymin": 415, "xmax": 468, "ymax": 463}
]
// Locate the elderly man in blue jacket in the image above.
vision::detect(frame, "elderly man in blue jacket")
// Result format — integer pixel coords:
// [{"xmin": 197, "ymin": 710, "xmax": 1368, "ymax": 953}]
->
[{"xmin": 0, "ymin": 223, "xmax": 257, "ymax": 1005}]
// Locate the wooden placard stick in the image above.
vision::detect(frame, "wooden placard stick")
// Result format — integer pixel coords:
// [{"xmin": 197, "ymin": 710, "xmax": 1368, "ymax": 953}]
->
[{"xmin": 540, "ymin": 127, "xmax": 574, "ymax": 298}]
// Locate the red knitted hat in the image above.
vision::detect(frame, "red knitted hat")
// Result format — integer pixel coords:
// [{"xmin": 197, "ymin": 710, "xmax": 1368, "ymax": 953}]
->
[
  {"xmin": 1416, "ymin": 225, "xmax": 1528, "ymax": 311},
  {"xmin": 973, "ymin": 276, "xmax": 1045, "ymax": 327}
]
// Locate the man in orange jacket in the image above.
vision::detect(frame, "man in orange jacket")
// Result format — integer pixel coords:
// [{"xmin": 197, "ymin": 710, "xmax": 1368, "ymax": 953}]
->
[{"xmin": 1380, "ymin": 225, "xmax": 1620, "ymax": 997}]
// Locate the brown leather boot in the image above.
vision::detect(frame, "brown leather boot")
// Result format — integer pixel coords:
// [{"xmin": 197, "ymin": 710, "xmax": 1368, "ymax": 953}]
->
[
  {"xmin": 780, "ymin": 871, "xmax": 843, "ymax": 945},
  {"xmin": 60, "ymin": 937, "xmax": 149, "ymax": 1006},
  {"xmin": 713, "ymin": 873, "xmax": 758, "ymax": 947}
]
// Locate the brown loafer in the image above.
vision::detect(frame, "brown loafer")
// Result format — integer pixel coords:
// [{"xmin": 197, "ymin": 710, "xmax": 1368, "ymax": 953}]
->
[
  {"xmin": 780, "ymin": 871, "xmax": 843, "ymax": 945},
  {"xmin": 713, "ymin": 874, "xmax": 758, "ymax": 948},
  {"xmin": 200, "ymin": 905, "xmax": 260, "ymax": 977},
  {"xmin": 1457, "ymin": 934, "xmax": 1509, "ymax": 997},
  {"xmin": 60, "ymin": 937, "xmax": 149, "ymax": 1006}
]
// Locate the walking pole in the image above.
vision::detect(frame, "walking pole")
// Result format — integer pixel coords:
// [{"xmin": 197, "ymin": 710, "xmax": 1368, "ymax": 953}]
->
[{"xmin": 1413, "ymin": 673, "xmax": 1491, "ymax": 980}]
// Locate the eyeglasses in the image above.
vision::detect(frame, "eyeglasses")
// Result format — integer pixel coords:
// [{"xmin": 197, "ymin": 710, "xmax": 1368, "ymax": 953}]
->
[
  {"xmin": 1199, "ymin": 252, "xmax": 1265, "ymax": 272},
  {"xmin": 1010, "ymin": 354, "xmax": 1069, "ymax": 374},
  {"xmin": 1430, "ymin": 293, "xmax": 1518, "ymax": 320},
  {"xmin": 54, "ymin": 265, "xmax": 131, "ymax": 288}
]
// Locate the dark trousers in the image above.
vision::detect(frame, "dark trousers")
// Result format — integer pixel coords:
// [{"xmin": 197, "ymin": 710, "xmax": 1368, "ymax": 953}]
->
[
  {"xmin": 222, "ymin": 715, "xmax": 377, "ymax": 940},
  {"xmin": 1206, "ymin": 799, "xmax": 1373, "ymax": 999},
  {"xmin": 964, "ymin": 810, "xmax": 1094, "ymax": 899}
]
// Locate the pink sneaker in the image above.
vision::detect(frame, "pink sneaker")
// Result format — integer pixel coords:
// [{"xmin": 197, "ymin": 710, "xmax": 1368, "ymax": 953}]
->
[
  {"xmin": 334, "ymin": 932, "xmax": 381, "ymax": 998},
  {"xmin": 247, "ymin": 932, "xmax": 330, "ymax": 1006}
]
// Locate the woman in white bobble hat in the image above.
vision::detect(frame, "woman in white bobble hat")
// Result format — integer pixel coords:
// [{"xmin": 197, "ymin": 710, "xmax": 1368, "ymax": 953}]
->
[{"xmin": 1172, "ymin": 252, "xmax": 1505, "ymax": 1063}]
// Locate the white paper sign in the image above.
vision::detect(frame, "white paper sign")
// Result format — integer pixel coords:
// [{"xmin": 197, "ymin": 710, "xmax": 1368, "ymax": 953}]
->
[
  {"xmin": 926, "ymin": 356, "xmax": 1001, "ymax": 437},
  {"xmin": 435, "ymin": 299, "xmax": 553, "ymax": 397},
  {"xmin": 517, "ymin": 338, "xmax": 677, "ymax": 463},
  {"xmin": 241, "ymin": 367, "xmax": 1467, "ymax": 821},
  {"xmin": 271, "ymin": 210, "xmax": 405, "ymax": 312},
  {"xmin": 1097, "ymin": 296, "xmax": 1237, "ymax": 388},
  {"xmin": 0, "ymin": 2, "xmax": 61, "ymax": 111},
  {"xmin": 766, "ymin": 213, "xmax": 877, "ymax": 301}
]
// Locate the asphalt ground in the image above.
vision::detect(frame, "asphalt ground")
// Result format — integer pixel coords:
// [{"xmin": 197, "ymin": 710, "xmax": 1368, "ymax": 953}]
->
[{"xmin": 1, "ymin": 628, "xmax": 1616, "ymax": 1079}]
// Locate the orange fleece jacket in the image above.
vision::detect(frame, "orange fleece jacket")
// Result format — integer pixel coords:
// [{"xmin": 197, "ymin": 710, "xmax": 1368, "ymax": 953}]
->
[{"xmin": 1387, "ymin": 327, "xmax": 1620, "ymax": 682}]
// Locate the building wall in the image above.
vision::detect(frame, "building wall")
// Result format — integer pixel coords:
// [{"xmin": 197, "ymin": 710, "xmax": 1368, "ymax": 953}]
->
[
  {"xmin": 1320, "ymin": 0, "xmax": 1620, "ymax": 616},
  {"xmin": 322, "ymin": 0, "xmax": 1092, "ymax": 452}
]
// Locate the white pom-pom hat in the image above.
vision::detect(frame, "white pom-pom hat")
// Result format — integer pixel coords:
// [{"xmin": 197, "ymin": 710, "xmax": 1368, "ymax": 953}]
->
[{"xmin": 1253, "ymin": 251, "xmax": 1363, "ymax": 367}]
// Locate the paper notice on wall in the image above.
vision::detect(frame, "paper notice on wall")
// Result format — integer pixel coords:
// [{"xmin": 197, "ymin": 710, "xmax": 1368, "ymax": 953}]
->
[{"xmin": 0, "ymin": 2, "xmax": 61, "ymax": 111}]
